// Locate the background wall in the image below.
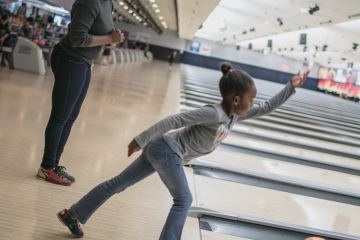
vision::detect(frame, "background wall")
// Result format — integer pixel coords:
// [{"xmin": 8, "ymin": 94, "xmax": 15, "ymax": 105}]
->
[{"xmin": 115, "ymin": 22, "xmax": 319, "ymax": 90}]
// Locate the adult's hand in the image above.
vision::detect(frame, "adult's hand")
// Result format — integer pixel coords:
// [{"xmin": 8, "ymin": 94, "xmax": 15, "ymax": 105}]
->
[{"xmin": 110, "ymin": 29, "xmax": 124, "ymax": 44}]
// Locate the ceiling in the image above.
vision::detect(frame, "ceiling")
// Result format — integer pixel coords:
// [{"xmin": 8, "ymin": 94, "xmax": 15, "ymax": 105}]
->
[
  {"xmin": 39, "ymin": 0, "xmax": 360, "ymax": 66},
  {"xmin": 139, "ymin": 0, "xmax": 177, "ymax": 31},
  {"xmin": 176, "ymin": 0, "xmax": 219, "ymax": 39},
  {"xmin": 195, "ymin": 0, "xmax": 360, "ymax": 66}
]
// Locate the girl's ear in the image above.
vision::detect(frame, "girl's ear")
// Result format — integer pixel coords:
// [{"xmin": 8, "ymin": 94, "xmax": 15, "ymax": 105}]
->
[{"xmin": 233, "ymin": 95, "xmax": 240, "ymax": 106}]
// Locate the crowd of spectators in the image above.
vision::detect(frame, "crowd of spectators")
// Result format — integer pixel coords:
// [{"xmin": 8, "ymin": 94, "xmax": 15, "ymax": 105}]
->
[{"xmin": 0, "ymin": 3, "xmax": 68, "ymax": 66}]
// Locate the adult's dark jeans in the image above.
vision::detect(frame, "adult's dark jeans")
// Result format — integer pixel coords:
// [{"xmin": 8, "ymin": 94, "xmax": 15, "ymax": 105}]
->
[{"xmin": 41, "ymin": 45, "xmax": 91, "ymax": 170}]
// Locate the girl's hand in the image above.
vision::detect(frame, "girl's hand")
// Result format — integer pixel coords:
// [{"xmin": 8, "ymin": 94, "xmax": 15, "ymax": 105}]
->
[
  {"xmin": 128, "ymin": 139, "xmax": 141, "ymax": 157},
  {"xmin": 291, "ymin": 70, "xmax": 310, "ymax": 88}
]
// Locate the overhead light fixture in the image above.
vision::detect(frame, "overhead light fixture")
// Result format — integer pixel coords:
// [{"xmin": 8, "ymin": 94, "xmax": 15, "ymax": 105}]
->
[
  {"xmin": 158, "ymin": 16, "xmax": 163, "ymax": 20},
  {"xmin": 309, "ymin": 4, "xmax": 320, "ymax": 15},
  {"xmin": 155, "ymin": 9, "xmax": 160, "ymax": 13},
  {"xmin": 348, "ymin": 12, "xmax": 360, "ymax": 19},
  {"xmin": 352, "ymin": 43, "xmax": 358, "ymax": 50},
  {"xmin": 124, "ymin": 5, "xmax": 129, "ymax": 10},
  {"xmin": 319, "ymin": 20, "xmax": 332, "ymax": 25},
  {"xmin": 119, "ymin": 1, "xmax": 124, "ymax": 6},
  {"xmin": 149, "ymin": 0, "xmax": 155, "ymax": 2},
  {"xmin": 129, "ymin": 9, "xmax": 133, "ymax": 14},
  {"xmin": 152, "ymin": 3, "xmax": 158, "ymax": 8}
]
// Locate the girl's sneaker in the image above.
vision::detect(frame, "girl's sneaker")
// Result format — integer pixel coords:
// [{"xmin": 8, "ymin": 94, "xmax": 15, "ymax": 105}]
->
[
  {"xmin": 57, "ymin": 209, "xmax": 84, "ymax": 238},
  {"xmin": 37, "ymin": 168, "xmax": 72, "ymax": 186}
]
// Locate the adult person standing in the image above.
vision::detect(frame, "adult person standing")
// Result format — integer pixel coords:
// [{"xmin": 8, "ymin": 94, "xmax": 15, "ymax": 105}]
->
[{"xmin": 37, "ymin": 0, "xmax": 124, "ymax": 186}]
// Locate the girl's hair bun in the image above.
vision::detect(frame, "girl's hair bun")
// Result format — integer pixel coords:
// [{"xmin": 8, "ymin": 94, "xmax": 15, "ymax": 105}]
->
[{"xmin": 220, "ymin": 62, "xmax": 233, "ymax": 75}]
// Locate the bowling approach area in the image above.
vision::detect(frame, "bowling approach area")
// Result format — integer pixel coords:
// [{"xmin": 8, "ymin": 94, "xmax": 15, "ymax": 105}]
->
[{"xmin": 0, "ymin": 60, "xmax": 359, "ymax": 240}]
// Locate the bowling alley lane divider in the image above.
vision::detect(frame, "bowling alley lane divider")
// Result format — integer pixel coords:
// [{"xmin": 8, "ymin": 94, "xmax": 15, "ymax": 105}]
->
[
  {"xmin": 188, "ymin": 207, "xmax": 360, "ymax": 240},
  {"xmin": 186, "ymin": 158, "xmax": 360, "ymax": 206}
]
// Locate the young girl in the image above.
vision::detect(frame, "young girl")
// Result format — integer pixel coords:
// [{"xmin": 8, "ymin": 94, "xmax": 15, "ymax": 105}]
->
[{"xmin": 57, "ymin": 63, "xmax": 309, "ymax": 239}]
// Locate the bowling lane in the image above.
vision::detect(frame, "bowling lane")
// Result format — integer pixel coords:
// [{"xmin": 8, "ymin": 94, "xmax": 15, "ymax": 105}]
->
[
  {"xmin": 255, "ymin": 115, "xmax": 360, "ymax": 140},
  {"xmin": 181, "ymin": 65, "xmax": 360, "ymax": 116},
  {"xmin": 203, "ymin": 145, "xmax": 360, "ymax": 192},
  {"xmin": 182, "ymin": 102, "xmax": 360, "ymax": 141},
  {"xmin": 224, "ymin": 135, "xmax": 360, "ymax": 169},
  {"xmin": 193, "ymin": 175, "xmax": 360, "ymax": 236},
  {"xmin": 269, "ymin": 111, "xmax": 360, "ymax": 133},
  {"xmin": 242, "ymin": 119, "xmax": 360, "ymax": 147},
  {"xmin": 233, "ymin": 125, "xmax": 360, "ymax": 157}
]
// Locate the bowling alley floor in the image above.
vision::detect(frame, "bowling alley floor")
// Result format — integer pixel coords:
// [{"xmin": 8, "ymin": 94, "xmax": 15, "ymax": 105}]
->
[
  {"xmin": 0, "ymin": 61, "xmax": 359, "ymax": 240},
  {"xmin": 0, "ymin": 61, "xmax": 201, "ymax": 240}
]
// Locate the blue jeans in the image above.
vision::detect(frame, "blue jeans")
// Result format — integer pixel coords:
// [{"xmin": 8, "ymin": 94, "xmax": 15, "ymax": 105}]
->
[
  {"xmin": 70, "ymin": 138, "xmax": 192, "ymax": 240},
  {"xmin": 41, "ymin": 44, "xmax": 91, "ymax": 169}
]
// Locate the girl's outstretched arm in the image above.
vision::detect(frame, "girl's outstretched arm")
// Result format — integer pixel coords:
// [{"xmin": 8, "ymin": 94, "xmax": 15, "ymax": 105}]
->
[{"xmin": 239, "ymin": 70, "xmax": 309, "ymax": 121}]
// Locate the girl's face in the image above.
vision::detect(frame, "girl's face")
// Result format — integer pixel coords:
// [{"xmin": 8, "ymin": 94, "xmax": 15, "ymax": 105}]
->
[{"xmin": 233, "ymin": 85, "xmax": 257, "ymax": 116}]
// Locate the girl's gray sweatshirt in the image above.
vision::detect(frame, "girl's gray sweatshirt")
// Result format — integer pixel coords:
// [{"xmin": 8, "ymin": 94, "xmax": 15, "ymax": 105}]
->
[{"xmin": 135, "ymin": 81, "xmax": 295, "ymax": 162}]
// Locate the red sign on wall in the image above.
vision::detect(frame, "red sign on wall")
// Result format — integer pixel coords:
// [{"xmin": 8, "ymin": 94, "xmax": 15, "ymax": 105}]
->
[{"xmin": 318, "ymin": 67, "xmax": 360, "ymax": 98}]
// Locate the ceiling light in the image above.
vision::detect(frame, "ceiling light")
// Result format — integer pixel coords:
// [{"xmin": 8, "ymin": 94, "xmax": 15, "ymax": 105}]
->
[
  {"xmin": 155, "ymin": 9, "xmax": 160, "ymax": 13},
  {"xmin": 128, "ymin": 9, "xmax": 133, "ymax": 14},
  {"xmin": 352, "ymin": 43, "xmax": 358, "ymax": 50},
  {"xmin": 152, "ymin": 3, "xmax": 158, "ymax": 8},
  {"xmin": 309, "ymin": 4, "xmax": 320, "ymax": 15},
  {"xmin": 124, "ymin": 5, "xmax": 129, "ymax": 10},
  {"xmin": 158, "ymin": 16, "xmax": 163, "ymax": 20},
  {"xmin": 119, "ymin": 1, "xmax": 124, "ymax": 6},
  {"xmin": 149, "ymin": 0, "xmax": 155, "ymax": 2}
]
